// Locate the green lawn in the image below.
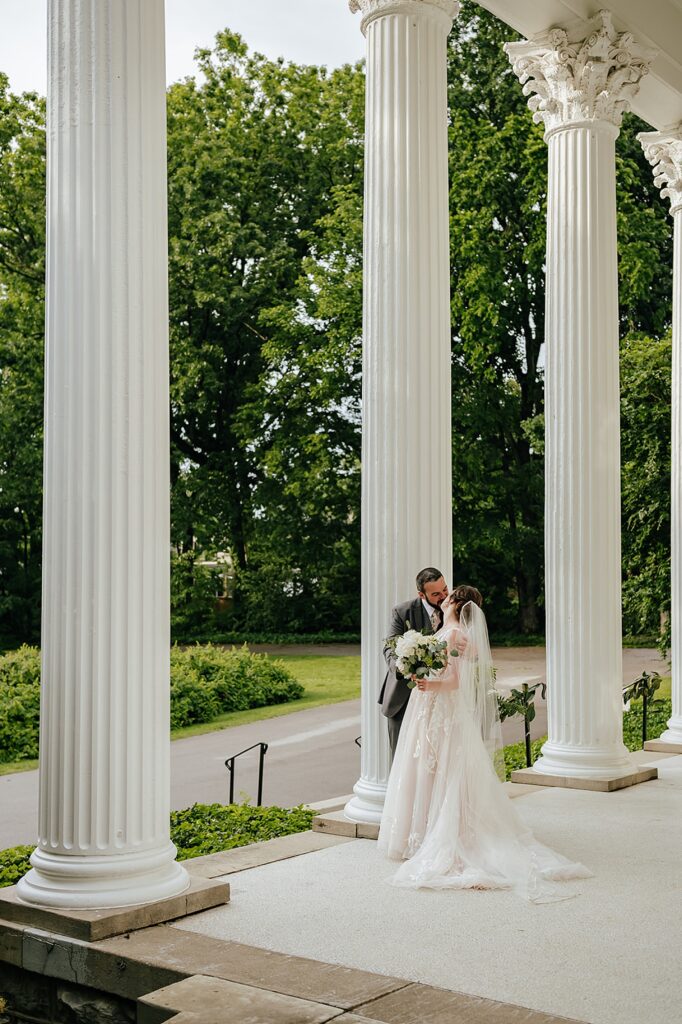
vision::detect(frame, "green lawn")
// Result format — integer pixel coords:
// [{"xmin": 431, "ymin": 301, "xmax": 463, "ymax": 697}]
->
[{"xmin": 163, "ymin": 654, "xmax": 361, "ymax": 741}]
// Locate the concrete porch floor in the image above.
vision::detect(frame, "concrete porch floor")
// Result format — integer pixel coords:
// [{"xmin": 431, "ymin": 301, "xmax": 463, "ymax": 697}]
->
[{"xmin": 171, "ymin": 750, "xmax": 681, "ymax": 1024}]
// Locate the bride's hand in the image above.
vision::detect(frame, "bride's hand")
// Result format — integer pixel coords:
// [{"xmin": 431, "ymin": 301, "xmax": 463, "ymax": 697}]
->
[{"xmin": 416, "ymin": 680, "xmax": 438, "ymax": 692}]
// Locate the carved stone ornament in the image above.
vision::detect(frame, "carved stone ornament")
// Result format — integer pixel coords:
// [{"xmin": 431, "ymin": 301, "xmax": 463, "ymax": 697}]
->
[
  {"xmin": 505, "ymin": 10, "xmax": 657, "ymax": 136},
  {"xmin": 349, "ymin": 0, "xmax": 459, "ymax": 33},
  {"xmin": 638, "ymin": 127, "xmax": 682, "ymax": 215}
]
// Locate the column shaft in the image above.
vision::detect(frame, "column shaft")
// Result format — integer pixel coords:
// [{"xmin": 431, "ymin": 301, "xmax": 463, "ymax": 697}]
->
[
  {"xmin": 18, "ymin": 0, "xmax": 189, "ymax": 908},
  {"xmin": 506, "ymin": 13, "xmax": 655, "ymax": 780},
  {"xmin": 539, "ymin": 122, "xmax": 631, "ymax": 775},
  {"xmin": 664, "ymin": 209, "xmax": 682, "ymax": 741},
  {"xmin": 346, "ymin": 0, "xmax": 456, "ymax": 822}
]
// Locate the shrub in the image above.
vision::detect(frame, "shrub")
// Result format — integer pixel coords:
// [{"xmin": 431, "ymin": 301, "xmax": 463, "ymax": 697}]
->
[
  {"xmin": 170, "ymin": 645, "xmax": 303, "ymax": 723},
  {"xmin": 503, "ymin": 737, "xmax": 545, "ymax": 780},
  {"xmin": 169, "ymin": 662, "xmax": 221, "ymax": 729},
  {"xmin": 0, "ymin": 803, "xmax": 315, "ymax": 888},
  {"xmin": 170, "ymin": 802, "xmax": 315, "ymax": 860},
  {"xmin": 0, "ymin": 644, "xmax": 303, "ymax": 762},
  {"xmin": 0, "ymin": 844, "xmax": 33, "ymax": 887},
  {"xmin": 172, "ymin": 630, "xmax": 361, "ymax": 645},
  {"xmin": 623, "ymin": 697, "xmax": 671, "ymax": 750},
  {"xmin": 0, "ymin": 646, "xmax": 41, "ymax": 762}
]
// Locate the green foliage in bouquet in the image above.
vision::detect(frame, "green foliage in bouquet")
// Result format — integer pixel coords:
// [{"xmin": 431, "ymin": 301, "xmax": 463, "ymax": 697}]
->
[{"xmin": 385, "ymin": 624, "xmax": 456, "ymax": 688}]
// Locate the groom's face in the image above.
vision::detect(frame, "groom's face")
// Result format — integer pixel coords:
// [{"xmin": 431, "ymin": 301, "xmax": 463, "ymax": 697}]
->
[{"xmin": 420, "ymin": 577, "xmax": 448, "ymax": 608}]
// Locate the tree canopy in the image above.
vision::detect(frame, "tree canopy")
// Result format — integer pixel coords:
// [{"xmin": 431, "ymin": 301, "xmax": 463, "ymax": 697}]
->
[{"xmin": 0, "ymin": 4, "xmax": 674, "ymax": 644}]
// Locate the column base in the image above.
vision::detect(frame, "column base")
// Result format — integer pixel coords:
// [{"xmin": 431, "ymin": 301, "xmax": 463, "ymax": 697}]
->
[
  {"xmin": 16, "ymin": 841, "xmax": 190, "ymax": 911},
  {"xmin": 1, "ymin": 874, "xmax": 228, "ymax": 942},
  {"xmin": 531, "ymin": 741, "xmax": 634, "ymax": 779},
  {"xmin": 511, "ymin": 765, "xmax": 657, "ymax": 792},
  {"xmin": 344, "ymin": 778, "xmax": 387, "ymax": 824}
]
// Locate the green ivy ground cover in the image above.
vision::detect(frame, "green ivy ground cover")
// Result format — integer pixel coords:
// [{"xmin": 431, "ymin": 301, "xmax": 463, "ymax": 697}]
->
[{"xmin": 0, "ymin": 803, "xmax": 316, "ymax": 889}]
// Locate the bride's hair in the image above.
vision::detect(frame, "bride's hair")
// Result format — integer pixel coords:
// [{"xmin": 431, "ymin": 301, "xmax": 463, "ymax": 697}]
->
[{"xmin": 446, "ymin": 584, "xmax": 483, "ymax": 619}]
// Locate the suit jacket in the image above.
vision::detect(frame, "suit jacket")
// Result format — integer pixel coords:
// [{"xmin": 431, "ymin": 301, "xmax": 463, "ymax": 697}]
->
[{"xmin": 379, "ymin": 597, "xmax": 439, "ymax": 719}]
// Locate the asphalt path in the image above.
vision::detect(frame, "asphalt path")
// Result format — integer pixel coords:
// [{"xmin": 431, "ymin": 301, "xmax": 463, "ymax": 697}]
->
[{"xmin": 0, "ymin": 646, "xmax": 666, "ymax": 849}]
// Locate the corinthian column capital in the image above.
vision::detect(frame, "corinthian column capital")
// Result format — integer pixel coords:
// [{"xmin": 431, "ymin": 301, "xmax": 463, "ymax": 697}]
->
[
  {"xmin": 505, "ymin": 10, "xmax": 656, "ymax": 137},
  {"xmin": 638, "ymin": 126, "xmax": 682, "ymax": 215},
  {"xmin": 349, "ymin": 0, "xmax": 459, "ymax": 34}
]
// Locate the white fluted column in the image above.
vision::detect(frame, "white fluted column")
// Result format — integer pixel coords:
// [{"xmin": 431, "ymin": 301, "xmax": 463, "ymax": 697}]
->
[
  {"xmin": 639, "ymin": 127, "xmax": 682, "ymax": 749},
  {"xmin": 345, "ymin": 0, "xmax": 457, "ymax": 823},
  {"xmin": 506, "ymin": 13, "xmax": 655, "ymax": 779},
  {"xmin": 17, "ymin": 0, "xmax": 189, "ymax": 908}
]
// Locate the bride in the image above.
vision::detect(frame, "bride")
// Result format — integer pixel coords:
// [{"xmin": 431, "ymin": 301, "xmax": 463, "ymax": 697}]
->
[{"xmin": 378, "ymin": 585, "xmax": 592, "ymax": 901}]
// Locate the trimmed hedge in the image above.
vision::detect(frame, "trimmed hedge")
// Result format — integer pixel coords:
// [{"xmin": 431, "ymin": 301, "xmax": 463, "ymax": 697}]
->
[
  {"xmin": 0, "ymin": 646, "xmax": 41, "ymax": 762},
  {"xmin": 175, "ymin": 631, "xmax": 361, "ymax": 646},
  {"xmin": 0, "ymin": 802, "xmax": 315, "ymax": 888},
  {"xmin": 0, "ymin": 644, "xmax": 303, "ymax": 763},
  {"xmin": 169, "ymin": 645, "xmax": 303, "ymax": 727}
]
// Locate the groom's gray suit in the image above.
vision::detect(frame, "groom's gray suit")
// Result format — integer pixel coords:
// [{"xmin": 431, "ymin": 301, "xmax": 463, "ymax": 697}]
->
[{"xmin": 379, "ymin": 597, "xmax": 441, "ymax": 759}]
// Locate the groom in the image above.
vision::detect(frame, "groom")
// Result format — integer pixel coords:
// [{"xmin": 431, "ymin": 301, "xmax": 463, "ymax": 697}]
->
[{"xmin": 380, "ymin": 567, "xmax": 450, "ymax": 760}]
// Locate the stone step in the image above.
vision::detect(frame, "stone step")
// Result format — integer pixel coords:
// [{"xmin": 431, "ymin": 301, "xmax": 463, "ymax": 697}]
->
[{"xmin": 312, "ymin": 812, "xmax": 379, "ymax": 840}]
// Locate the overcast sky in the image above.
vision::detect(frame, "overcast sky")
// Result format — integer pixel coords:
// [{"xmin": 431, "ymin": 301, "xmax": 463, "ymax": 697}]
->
[{"xmin": 0, "ymin": 0, "xmax": 366, "ymax": 95}]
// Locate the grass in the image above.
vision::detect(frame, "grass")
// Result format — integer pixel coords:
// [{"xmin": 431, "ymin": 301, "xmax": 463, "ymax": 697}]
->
[
  {"xmin": 0, "ymin": 758, "xmax": 38, "ymax": 777},
  {"xmin": 168, "ymin": 655, "xmax": 360, "ymax": 740}
]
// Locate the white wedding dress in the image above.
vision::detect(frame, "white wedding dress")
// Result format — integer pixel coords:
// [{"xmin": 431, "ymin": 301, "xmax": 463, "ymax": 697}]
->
[{"xmin": 378, "ymin": 603, "xmax": 592, "ymax": 902}]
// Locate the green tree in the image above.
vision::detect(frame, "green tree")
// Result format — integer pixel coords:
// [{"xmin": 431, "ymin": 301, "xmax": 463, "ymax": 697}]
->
[
  {"xmin": 0, "ymin": 77, "xmax": 45, "ymax": 643},
  {"xmin": 620, "ymin": 334, "xmax": 671, "ymax": 642},
  {"xmin": 166, "ymin": 33, "xmax": 365, "ymax": 630},
  {"xmin": 445, "ymin": 2, "xmax": 672, "ymax": 634}
]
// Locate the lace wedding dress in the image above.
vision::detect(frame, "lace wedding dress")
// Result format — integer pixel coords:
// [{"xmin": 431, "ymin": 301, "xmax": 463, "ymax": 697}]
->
[{"xmin": 378, "ymin": 603, "xmax": 592, "ymax": 902}]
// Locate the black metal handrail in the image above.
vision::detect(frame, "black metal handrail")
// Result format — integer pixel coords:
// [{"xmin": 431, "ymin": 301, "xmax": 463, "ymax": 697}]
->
[
  {"xmin": 225, "ymin": 742, "xmax": 268, "ymax": 805},
  {"xmin": 622, "ymin": 670, "xmax": 662, "ymax": 747}
]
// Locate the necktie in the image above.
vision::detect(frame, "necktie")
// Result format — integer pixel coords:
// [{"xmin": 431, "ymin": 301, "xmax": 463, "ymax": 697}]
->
[{"xmin": 431, "ymin": 609, "xmax": 441, "ymax": 632}]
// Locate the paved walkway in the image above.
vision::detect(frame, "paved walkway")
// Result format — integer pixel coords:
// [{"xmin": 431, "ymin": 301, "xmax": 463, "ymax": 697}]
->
[{"xmin": 174, "ymin": 749, "xmax": 680, "ymax": 1024}]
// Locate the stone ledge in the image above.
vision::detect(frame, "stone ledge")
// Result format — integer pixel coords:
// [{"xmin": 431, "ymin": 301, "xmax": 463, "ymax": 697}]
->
[
  {"xmin": 354, "ymin": 981, "xmax": 589, "ymax": 1024},
  {"xmin": 183, "ymin": 830, "xmax": 353, "ymax": 880},
  {"xmin": 137, "ymin": 974, "xmax": 346, "ymax": 1024},
  {"xmin": 630, "ymin": 748, "xmax": 679, "ymax": 763},
  {"xmin": 312, "ymin": 812, "xmax": 380, "ymax": 840},
  {"xmin": 100, "ymin": 925, "xmax": 407, "ymax": 1009},
  {"xmin": 0, "ymin": 875, "xmax": 229, "ymax": 942},
  {"xmin": 305, "ymin": 795, "xmax": 354, "ymax": 814},
  {"xmin": 510, "ymin": 765, "xmax": 657, "ymax": 792},
  {"xmin": 644, "ymin": 739, "xmax": 682, "ymax": 754}
]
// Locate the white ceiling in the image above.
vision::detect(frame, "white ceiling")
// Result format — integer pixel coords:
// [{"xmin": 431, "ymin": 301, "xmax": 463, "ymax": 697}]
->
[{"xmin": 476, "ymin": 0, "xmax": 682, "ymax": 130}]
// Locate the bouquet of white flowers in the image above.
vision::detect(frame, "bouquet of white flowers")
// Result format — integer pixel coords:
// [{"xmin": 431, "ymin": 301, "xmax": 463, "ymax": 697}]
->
[{"xmin": 386, "ymin": 623, "xmax": 456, "ymax": 688}]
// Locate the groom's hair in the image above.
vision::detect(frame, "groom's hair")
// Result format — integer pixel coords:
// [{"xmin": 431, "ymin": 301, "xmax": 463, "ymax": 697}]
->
[
  {"xmin": 447, "ymin": 584, "xmax": 483, "ymax": 619},
  {"xmin": 416, "ymin": 567, "xmax": 445, "ymax": 592}
]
